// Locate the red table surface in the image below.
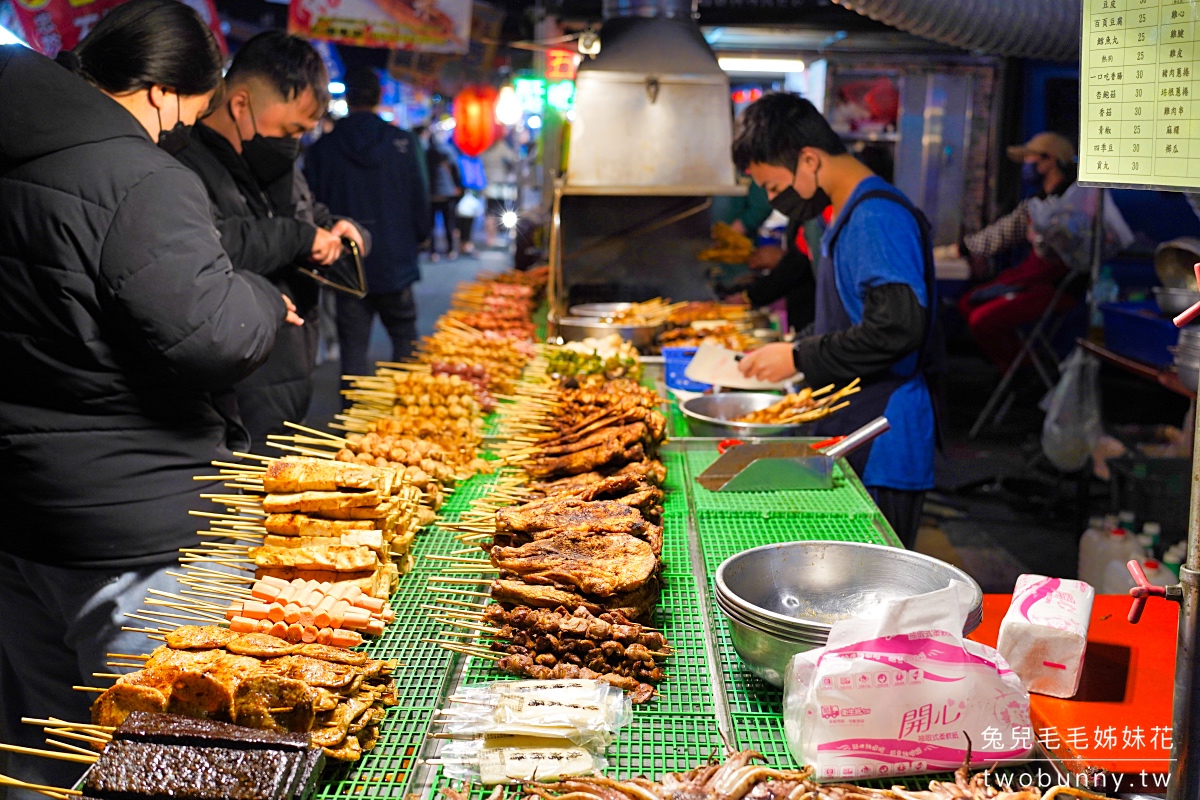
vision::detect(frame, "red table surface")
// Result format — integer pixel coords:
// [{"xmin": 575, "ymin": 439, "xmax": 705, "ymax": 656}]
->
[{"xmin": 968, "ymin": 594, "xmax": 1177, "ymax": 780}]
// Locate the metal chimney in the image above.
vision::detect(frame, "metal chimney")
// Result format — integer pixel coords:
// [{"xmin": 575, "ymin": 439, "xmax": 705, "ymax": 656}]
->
[{"xmin": 565, "ymin": 0, "xmax": 740, "ymax": 193}]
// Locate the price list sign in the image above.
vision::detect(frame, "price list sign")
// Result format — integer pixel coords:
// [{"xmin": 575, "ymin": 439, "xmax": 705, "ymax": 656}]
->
[{"xmin": 1080, "ymin": 0, "xmax": 1200, "ymax": 188}]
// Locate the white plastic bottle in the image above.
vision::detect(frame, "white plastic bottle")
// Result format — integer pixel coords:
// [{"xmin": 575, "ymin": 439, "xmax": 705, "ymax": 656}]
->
[
  {"xmin": 1077, "ymin": 515, "xmax": 1107, "ymax": 585},
  {"xmin": 1165, "ymin": 547, "xmax": 1185, "ymax": 579},
  {"xmin": 1118, "ymin": 509, "xmax": 1137, "ymax": 531},
  {"xmin": 1092, "ymin": 528, "xmax": 1144, "ymax": 591},
  {"xmin": 1142, "ymin": 522, "xmax": 1162, "ymax": 555}
]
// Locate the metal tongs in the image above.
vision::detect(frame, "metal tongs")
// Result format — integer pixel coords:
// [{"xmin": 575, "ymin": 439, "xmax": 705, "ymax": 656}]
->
[{"xmin": 695, "ymin": 416, "xmax": 891, "ymax": 492}]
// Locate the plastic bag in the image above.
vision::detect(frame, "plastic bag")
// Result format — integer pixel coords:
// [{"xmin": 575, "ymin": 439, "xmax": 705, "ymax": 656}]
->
[
  {"xmin": 434, "ymin": 679, "xmax": 632, "ymax": 749},
  {"xmin": 437, "ymin": 739, "xmax": 608, "ymax": 784},
  {"xmin": 783, "ymin": 582, "xmax": 1033, "ymax": 782},
  {"xmin": 457, "ymin": 191, "xmax": 485, "ymax": 219},
  {"xmin": 1041, "ymin": 347, "xmax": 1102, "ymax": 472},
  {"xmin": 1027, "ymin": 185, "xmax": 1135, "ymax": 272}
]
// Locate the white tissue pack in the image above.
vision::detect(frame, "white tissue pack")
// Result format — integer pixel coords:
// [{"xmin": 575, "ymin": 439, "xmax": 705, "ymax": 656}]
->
[
  {"xmin": 997, "ymin": 574, "xmax": 1094, "ymax": 699},
  {"xmin": 783, "ymin": 583, "xmax": 1033, "ymax": 782}
]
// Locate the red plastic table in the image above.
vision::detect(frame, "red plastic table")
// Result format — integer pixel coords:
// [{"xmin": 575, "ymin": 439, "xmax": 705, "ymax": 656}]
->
[{"xmin": 968, "ymin": 593, "xmax": 1177, "ymax": 793}]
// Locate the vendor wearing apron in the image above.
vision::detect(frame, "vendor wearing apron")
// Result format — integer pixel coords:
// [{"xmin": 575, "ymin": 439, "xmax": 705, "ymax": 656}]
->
[{"xmin": 734, "ymin": 93, "xmax": 937, "ymax": 549}]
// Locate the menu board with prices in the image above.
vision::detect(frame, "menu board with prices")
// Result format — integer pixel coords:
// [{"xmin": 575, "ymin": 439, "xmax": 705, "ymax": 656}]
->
[{"xmin": 1080, "ymin": 0, "xmax": 1200, "ymax": 189}]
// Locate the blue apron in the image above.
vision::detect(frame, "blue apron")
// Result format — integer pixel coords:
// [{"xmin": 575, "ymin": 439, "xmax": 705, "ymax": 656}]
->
[{"xmin": 809, "ymin": 188, "xmax": 938, "ymax": 486}]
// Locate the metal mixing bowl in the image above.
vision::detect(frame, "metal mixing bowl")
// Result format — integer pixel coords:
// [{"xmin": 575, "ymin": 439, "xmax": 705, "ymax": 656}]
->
[
  {"xmin": 1176, "ymin": 359, "xmax": 1200, "ymax": 391},
  {"xmin": 716, "ymin": 541, "xmax": 983, "ymax": 635},
  {"xmin": 716, "ymin": 601, "xmax": 823, "ymax": 686},
  {"xmin": 679, "ymin": 393, "xmax": 798, "ymax": 437},
  {"xmin": 568, "ymin": 302, "xmax": 635, "ymax": 319},
  {"xmin": 553, "ymin": 317, "xmax": 663, "ymax": 351},
  {"xmin": 1154, "ymin": 286, "xmax": 1200, "ymax": 317}
]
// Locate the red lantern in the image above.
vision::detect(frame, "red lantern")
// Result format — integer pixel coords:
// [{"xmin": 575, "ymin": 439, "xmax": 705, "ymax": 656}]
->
[{"xmin": 453, "ymin": 86, "xmax": 499, "ymax": 157}]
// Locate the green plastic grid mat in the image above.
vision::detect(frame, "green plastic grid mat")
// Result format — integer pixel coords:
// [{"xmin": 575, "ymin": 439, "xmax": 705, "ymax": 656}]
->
[
  {"xmin": 314, "ymin": 706, "xmax": 429, "ymax": 799},
  {"xmin": 685, "ymin": 449, "xmax": 880, "ymax": 518},
  {"xmin": 695, "ymin": 513, "xmax": 898, "ymax": 574},
  {"xmin": 659, "ymin": 514, "xmax": 690, "ymax": 578},
  {"xmin": 452, "ymin": 569, "xmax": 719, "ymax": 717}
]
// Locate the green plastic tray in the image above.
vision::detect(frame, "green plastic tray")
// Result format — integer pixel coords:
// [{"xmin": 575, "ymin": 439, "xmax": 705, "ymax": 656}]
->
[{"xmin": 685, "ymin": 449, "xmax": 879, "ymax": 518}]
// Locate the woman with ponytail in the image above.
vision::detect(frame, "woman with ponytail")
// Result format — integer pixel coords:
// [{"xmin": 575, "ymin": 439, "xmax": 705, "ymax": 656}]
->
[{"xmin": 0, "ymin": 1, "xmax": 295, "ymax": 790}]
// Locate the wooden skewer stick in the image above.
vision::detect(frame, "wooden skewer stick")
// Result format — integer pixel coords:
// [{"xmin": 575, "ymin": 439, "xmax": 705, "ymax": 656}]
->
[
  {"xmin": 22, "ymin": 719, "xmax": 114, "ymax": 733},
  {"xmin": 423, "ymin": 598, "xmax": 488, "ymax": 611},
  {"xmin": 44, "ymin": 738, "xmax": 99, "ymax": 758},
  {"xmin": 107, "ymin": 662, "xmax": 147, "ymax": 670},
  {"xmin": 0, "ymin": 743, "xmax": 96, "ymax": 764},
  {"xmin": 72, "ymin": 686, "xmax": 106, "ymax": 693},
  {"xmin": 46, "ymin": 729, "xmax": 109, "ymax": 746},
  {"xmin": 0, "ymin": 772, "xmax": 83, "ymax": 798},
  {"xmin": 429, "ymin": 587, "xmax": 493, "ymax": 598}
]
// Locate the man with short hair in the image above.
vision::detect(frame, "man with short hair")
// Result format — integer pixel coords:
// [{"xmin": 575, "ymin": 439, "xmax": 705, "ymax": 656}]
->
[
  {"xmin": 175, "ymin": 31, "xmax": 368, "ymax": 443},
  {"xmin": 735, "ymin": 93, "xmax": 937, "ymax": 548},
  {"xmin": 304, "ymin": 66, "xmax": 430, "ymax": 380}
]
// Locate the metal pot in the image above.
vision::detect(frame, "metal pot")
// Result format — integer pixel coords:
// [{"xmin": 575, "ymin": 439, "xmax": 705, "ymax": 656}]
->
[
  {"xmin": 568, "ymin": 302, "xmax": 635, "ymax": 319},
  {"xmin": 553, "ymin": 317, "xmax": 664, "ymax": 351},
  {"xmin": 1155, "ymin": 237, "xmax": 1200, "ymax": 290},
  {"xmin": 679, "ymin": 393, "xmax": 799, "ymax": 437},
  {"xmin": 1154, "ymin": 287, "xmax": 1200, "ymax": 317},
  {"xmin": 715, "ymin": 541, "xmax": 983, "ymax": 636}
]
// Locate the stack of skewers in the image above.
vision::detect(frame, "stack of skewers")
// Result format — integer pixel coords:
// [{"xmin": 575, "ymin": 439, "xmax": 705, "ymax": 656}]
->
[
  {"xmin": 423, "ymin": 377, "xmax": 673, "ymax": 703},
  {"xmin": 732, "ymin": 379, "xmax": 862, "ymax": 425}
]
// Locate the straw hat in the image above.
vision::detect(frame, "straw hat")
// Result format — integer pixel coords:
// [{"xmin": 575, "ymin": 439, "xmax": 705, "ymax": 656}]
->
[{"xmin": 1006, "ymin": 131, "xmax": 1076, "ymax": 165}]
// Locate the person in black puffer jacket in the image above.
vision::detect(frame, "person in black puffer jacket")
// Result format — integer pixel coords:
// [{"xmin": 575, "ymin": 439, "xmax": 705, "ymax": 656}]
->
[
  {"xmin": 0, "ymin": 2, "xmax": 289, "ymax": 791},
  {"xmin": 174, "ymin": 32, "xmax": 370, "ymax": 446}
]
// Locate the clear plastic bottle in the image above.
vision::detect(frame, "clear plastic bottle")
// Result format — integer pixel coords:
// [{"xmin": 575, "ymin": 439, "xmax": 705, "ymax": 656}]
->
[
  {"xmin": 1101, "ymin": 558, "xmax": 1175, "ymax": 594},
  {"xmin": 1078, "ymin": 515, "xmax": 1108, "ymax": 586},
  {"xmin": 1142, "ymin": 522, "xmax": 1162, "ymax": 554},
  {"xmin": 1094, "ymin": 529, "xmax": 1144, "ymax": 590}
]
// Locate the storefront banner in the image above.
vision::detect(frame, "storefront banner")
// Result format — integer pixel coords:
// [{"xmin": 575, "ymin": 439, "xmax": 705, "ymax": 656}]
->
[
  {"xmin": 11, "ymin": 0, "xmax": 224, "ymax": 57},
  {"xmin": 290, "ymin": 0, "xmax": 470, "ymax": 53}
]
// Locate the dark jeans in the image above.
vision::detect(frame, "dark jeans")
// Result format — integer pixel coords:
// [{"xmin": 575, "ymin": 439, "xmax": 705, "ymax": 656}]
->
[
  {"xmin": 431, "ymin": 199, "xmax": 457, "ymax": 254},
  {"xmin": 868, "ymin": 487, "xmax": 926, "ymax": 549},
  {"xmin": 336, "ymin": 287, "xmax": 418, "ymax": 383}
]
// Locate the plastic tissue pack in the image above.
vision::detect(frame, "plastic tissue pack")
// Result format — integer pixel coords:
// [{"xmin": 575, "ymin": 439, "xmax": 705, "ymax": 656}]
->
[
  {"xmin": 997, "ymin": 574, "xmax": 1094, "ymax": 698},
  {"xmin": 783, "ymin": 583, "xmax": 1033, "ymax": 782}
]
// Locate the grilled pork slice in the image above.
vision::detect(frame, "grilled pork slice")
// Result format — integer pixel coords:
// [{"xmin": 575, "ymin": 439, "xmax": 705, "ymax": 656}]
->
[
  {"xmin": 490, "ymin": 531, "xmax": 656, "ymax": 597},
  {"xmin": 489, "ymin": 579, "xmax": 659, "ymax": 623},
  {"xmin": 263, "ymin": 457, "xmax": 393, "ymax": 494},
  {"xmin": 232, "ymin": 673, "xmax": 316, "ymax": 733},
  {"xmin": 166, "ymin": 626, "xmax": 238, "ymax": 651},
  {"xmin": 91, "ymin": 685, "xmax": 169, "ymax": 729},
  {"xmin": 262, "ymin": 490, "xmax": 383, "ymax": 514},
  {"xmin": 495, "ymin": 498, "xmax": 649, "ymax": 535},
  {"xmin": 249, "ymin": 544, "xmax": 380, "ymax": 572},
  {"xmin": 264, "ymin": 513, "xmax": 378, "ymax": 536},
  {"xmin": 263, "ymin": 530, "xmax": 384, "ymax": 554}
]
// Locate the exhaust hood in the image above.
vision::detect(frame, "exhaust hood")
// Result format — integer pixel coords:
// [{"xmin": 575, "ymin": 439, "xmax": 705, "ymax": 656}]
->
[{"xmin": 564, "ymin": 0, "xmax": 743, "ymax": 195}]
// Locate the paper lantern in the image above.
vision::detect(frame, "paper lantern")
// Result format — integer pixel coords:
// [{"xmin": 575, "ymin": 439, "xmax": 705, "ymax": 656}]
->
[{"xmin": 453, "ymin": 86, "xmax": 499, "ymax": 157}]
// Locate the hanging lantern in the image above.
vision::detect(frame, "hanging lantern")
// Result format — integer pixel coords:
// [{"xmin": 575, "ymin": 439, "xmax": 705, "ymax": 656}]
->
[{"xmin": 453, "ymin": 86, "xmax": 499, "ymax": 157}]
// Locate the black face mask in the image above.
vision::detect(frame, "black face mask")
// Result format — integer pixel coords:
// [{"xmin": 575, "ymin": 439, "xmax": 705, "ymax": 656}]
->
[
  {"xmin": 770, "ymin": 186, "xmax": 831, "ymax": 223},
  {"xmin": 239, "ymin": 99, "xmax": 302, "ymax": 185},
  {"xmin": 156, "ymin": 93, "xmax": 192, "ymax": 155}
]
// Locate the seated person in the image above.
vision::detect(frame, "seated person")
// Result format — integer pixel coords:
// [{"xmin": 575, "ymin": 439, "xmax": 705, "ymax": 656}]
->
[{"xmin": 936, "ymin": 132, "xmax": 1079, "ymax": 373}]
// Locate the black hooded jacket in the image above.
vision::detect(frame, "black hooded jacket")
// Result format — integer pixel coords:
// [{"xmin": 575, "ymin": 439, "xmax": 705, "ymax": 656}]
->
[
  {"xmin": 304, "ymin": 111, "xmax": 430, "ymax": 295},
  {"xmin": 175, "ymin": 122, "xmax": 368, "ymax": 444},
  {"xmin": 0, "ymin": 46, "xmax": 285, "ymax": 568}
]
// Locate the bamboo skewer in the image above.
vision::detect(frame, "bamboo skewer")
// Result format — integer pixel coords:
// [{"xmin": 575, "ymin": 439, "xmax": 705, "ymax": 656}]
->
[
  {"xmin": 0, "ymin": 743, "xmax": 96, "ymax": 764},
  {"xmin": 0, "ymin": 772, "xmax": 83, "ymax": 798}
]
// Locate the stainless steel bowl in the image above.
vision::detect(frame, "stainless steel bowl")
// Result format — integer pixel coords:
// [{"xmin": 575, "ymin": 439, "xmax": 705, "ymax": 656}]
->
[
  {"xmin": 1154, "ymin": 286, "xmax": 1200, "ymax": 317},
  {"xmin": 568, "ymin": 302, "xmax": 635, "ymax": 319},
  {"xmin": 679, "ymin": 393, "xmax": 798, "ymax": 437},
  {"xmin": 717, "ymin": 601, "xmax": 822, "ymax": 686},
  {"xmin": 1179, "ymin": 327, "xmax": 1200, "ymax": 347},
  {"xmin": 713, "ymin": 591, "xmax": 828, "ymax": 643},
  {"xmin": 554, "ymin": 317, "xmax": 664, "ymax": 351},
  {"xmin": 715, "ymin": 541, "xmax": 983, "ymax": 635}
]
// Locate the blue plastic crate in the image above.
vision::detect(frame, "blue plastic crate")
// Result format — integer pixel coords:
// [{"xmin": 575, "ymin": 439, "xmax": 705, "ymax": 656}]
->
[
  {"xmin": 1101, "ymin": 301, "xmax": 1180, "ymax": 368},
  {"xmin": 663, "ymin": 346, "xmax": 711, "ymax": 392}
]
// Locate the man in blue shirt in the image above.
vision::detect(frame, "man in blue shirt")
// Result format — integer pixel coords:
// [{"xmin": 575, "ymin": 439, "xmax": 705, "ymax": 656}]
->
[{"xmin": 736, "ymin": 93, "xmax": 937, "ymax": 548}]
